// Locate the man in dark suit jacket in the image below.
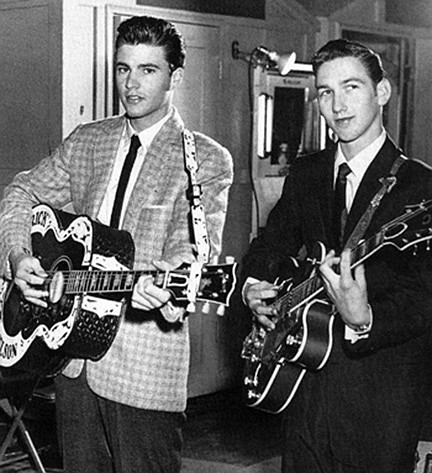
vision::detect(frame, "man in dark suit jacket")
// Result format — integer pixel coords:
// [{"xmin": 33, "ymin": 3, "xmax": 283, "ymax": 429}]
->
[{"xmin": 243, "ymin": 38, "xmax": 432, "ymax": 472}]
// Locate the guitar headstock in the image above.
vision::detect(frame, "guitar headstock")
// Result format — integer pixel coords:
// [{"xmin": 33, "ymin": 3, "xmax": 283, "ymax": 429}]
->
[
  {"xmin": 196, "ymin": 262, "xmax": 237, "ymax": 307},
  {"xmin": 382, "ymin": 200, "xmax": 432, "ymax": 251},
  {"xmin": 165, "ymin": 262, "xmax": 237, "ymax": 309}
]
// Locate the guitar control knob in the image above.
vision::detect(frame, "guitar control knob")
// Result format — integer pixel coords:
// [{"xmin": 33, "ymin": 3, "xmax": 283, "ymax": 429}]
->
[
  {"xmin": 247, "ymin": 390, "xmax": 260, "ymax": 400},
  {"xmin": 202, "ymin": 302, "xmax": 211, "ymax": 314},
  {"xmin": 286, "ymin": 334, "xmax": 300, "ymax": 346},
  {"xmin": 244, "ymin": 376, "xmax": 257, "ymax": 387}
]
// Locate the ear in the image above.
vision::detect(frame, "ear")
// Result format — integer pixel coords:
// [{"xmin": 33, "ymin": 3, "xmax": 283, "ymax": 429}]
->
[
  {"xmin": 170, "ymin": 67, "xmax": 184, "ymax": 90},
  {"xmin": 376, "ymin": 77, "xmax": 391, "ymax": 106}
]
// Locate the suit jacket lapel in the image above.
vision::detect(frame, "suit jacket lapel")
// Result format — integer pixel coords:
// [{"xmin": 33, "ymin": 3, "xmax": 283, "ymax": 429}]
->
[
  {"xmin": 89, "ymin": 117, "xmax": 126, "ymax": 218},
  {"xmin": 321, "ymin": 146, "xmax": 338, "ymax": 246},
  {"xmin": 310, "ymin": 143, "xmax": 338, "ymax": 248},
  {"xmin": 344, "ymin": 137, "xmax": 402, "ymax": 241},
  {"xmin": 122, "ymin": 108, "xmax": 185, "ymax": 223}
]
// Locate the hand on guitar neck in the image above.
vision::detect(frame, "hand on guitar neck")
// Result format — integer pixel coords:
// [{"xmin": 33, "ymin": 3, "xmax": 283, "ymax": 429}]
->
[
  {"xmin": 320, "ymin": 248, "xmax": 371, "ymax": 332},
  {"xmin": 10, "ymin": 248, "xmax": 181, "ymax": 321},
  {"xmin": 244, "ymin": 247, "xmax": 371, "ymax": 334},
  {"xmin": 131, "ymin": 259, "xmax": 185, "ymax": 323}
]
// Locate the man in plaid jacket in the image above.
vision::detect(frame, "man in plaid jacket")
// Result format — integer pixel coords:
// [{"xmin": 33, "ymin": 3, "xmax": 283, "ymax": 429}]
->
[{"xmin": 0, "ymin": 16, "xmax": 233, "ymax": 473}]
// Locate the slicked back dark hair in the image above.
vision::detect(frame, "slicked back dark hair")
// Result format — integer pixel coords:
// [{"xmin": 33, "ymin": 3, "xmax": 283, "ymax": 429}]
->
[
  {"xmin": 311, "ymin": 39, "xmax": 385, "ymax": 86},
  {"xmin": 115, "ymin": 15, "xmax": 186, "ymax": 72}
]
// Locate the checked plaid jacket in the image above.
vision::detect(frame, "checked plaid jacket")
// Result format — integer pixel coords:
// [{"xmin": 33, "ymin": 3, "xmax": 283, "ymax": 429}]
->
[{"xmin": 0, "ymin": 107, "xmax": 233, "ymax": 412}]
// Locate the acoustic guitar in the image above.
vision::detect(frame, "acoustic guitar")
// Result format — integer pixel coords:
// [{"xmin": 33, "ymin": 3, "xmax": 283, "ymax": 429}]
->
[{"xmin": 0, "ymin": 204, "xmax": 237, "ymax": 376}]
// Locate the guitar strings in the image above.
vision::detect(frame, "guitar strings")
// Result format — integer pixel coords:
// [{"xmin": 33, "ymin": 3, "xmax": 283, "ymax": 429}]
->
[{"xmin": 272, "ymin": 202, "xmax": 428, "ymax": 314}]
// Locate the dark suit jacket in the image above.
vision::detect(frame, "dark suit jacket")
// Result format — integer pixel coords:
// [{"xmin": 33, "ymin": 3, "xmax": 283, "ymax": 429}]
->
[{"xmin": 243, "ymin": 137, "xmax": 432, "ymax": 468}]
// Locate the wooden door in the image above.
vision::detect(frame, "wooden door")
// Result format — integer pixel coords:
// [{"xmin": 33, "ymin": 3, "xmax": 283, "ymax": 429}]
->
[
  {"xmin": 0, "ymin": 0, "xmax": 61, "ymax": 196},
  {"xmin": 171, "ymin": 21, "xmax": 221, "ymax": 141}
]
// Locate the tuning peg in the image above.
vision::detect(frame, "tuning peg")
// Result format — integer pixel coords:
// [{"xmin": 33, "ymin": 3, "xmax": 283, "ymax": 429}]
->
[
  {"xmin": 187, "ymin": 302, "xmax": 196, "ymax": 313},
  {"xmin": 202, "ymin": 302, "xmax": 211, "ymax": 314},
  {"xmin": 217, "ymin": 305, "xmax": 225, "ymax": 316},
  {"xmin": 225, "ymin": 255, "xmax": 235, "ymax": 264}
]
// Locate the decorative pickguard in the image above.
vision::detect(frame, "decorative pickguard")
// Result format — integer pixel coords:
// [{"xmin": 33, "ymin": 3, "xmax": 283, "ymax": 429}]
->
[
  {"xmin": 0, "ymin": 204, "xmax": 236, "ymax": 376},
  {"xmin": 0, "ymin": 205, "xmax": 94, "ymax": 366}
]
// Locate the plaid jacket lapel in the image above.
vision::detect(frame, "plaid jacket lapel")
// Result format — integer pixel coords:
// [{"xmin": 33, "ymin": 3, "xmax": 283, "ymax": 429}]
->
[
  {"xmin": 123, "ymin": 109, "xmax": 185, "ymax": 220},
  {"xmin": 86, "ymin": 117, "xmax": 126, "ymax": 219}
]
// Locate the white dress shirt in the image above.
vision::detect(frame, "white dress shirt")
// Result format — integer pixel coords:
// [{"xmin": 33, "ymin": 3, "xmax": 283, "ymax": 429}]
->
[
  {"xmin": 98, "ymin": 114, "xmax": 170, "ymax": 227},
  {"xmin": 334, "ymin": 129, "xmax": 387, "ymax": 212},
  {"xmin": 335, "ymin": 129, "xmax": 386, "ymax": 340}
]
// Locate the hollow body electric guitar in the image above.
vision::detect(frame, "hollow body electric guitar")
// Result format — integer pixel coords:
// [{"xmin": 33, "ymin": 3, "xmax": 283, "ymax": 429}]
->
[
  {"xmin": 242, "ymin": 200, "xmax": 432, "ymax": 414},
  {"xmin": 0, "ymin": 204, "xmax": 237, "ymax": 376}
]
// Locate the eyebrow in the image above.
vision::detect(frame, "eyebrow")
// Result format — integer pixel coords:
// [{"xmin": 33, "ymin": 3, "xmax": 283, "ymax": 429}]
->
[
  {"xmin": 316, "ymin": 77, "xmax": 366, "ymax": 89},
  {"xmin": 115, "ymin": 61, "xmax": 161, "ymax": 69}
]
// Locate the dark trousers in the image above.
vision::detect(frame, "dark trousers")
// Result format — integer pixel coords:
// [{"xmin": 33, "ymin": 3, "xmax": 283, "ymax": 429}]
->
[
  {"xmin": 280, "ymin": 366, "xmax": 421, "ymax": 473},
  {"xmin": 55, "ymin": 370, "xmax": 185, "ymax": 473}
]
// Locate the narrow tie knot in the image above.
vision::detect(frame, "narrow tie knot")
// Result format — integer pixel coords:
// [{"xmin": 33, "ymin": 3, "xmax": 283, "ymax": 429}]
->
[
  {"xmin": 337, "ymin": 162, "xmax": 351, "ymax": 184},
  {"xmin": 110, "ymin": 134, "xmax": 142, "ymax": 228},
  {"xmin": 129, "ymin": 134, "xmax": 142, "ymax": 154}
]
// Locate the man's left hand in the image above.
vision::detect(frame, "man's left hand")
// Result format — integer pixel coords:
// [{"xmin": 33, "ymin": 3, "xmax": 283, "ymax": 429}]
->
[{"xmin": 132, "ymin": 260, "xmax": 172, "ymax": 311}]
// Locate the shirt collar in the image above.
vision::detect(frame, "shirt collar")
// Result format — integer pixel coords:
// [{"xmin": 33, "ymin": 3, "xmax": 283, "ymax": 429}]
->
[
  {"xmin": 125, "ymin": 111, "xmax": 171, "ymax": 150},
  {"xmin": 334, "ymin": 129, "xmax": 387, "ymax": 180}
]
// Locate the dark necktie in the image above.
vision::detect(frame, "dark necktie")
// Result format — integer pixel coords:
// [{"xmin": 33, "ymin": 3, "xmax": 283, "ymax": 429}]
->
[
  {"xmin": 333, "ymin": 162, "xmax": 351, "ymax": 246},
  {"xmin": 110, "ymin": 135, "xmax": 141, "ymax": 228}
]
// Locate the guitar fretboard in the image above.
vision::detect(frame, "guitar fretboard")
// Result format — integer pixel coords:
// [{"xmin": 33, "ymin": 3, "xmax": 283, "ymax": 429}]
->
[
  {"xmin": 66, "ymin": 270, "xmax": 141, "ymax": 294},
  {"xmin": 43, "ymin": 263, "xmax": 237, "ymax": 306},
  {"xmin": 273, "ymin": 228, "xmax": 387, "ymax": 317},
  {"xmin": 49, "ymin": 270, "xmax": 170, "ymax": 295}
]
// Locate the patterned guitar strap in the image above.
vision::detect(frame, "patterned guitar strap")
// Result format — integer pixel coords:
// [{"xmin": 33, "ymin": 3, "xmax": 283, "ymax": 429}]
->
[
  {"xmin": 182, "ymin": 129, "xmax": 211, "ymax": 312},
  {"xmin": 344, "ymin": 153, "xmax": 407, "ymax": 250}
]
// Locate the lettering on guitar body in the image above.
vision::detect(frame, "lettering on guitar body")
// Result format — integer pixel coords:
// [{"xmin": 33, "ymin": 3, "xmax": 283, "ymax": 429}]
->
[
  {"xmin": 0, "ymin": 204, "xmax": 237, "ymax": 376},
  {"xmin": 0, "ymin": 204, "xmax": 97, "ymax": 366}
]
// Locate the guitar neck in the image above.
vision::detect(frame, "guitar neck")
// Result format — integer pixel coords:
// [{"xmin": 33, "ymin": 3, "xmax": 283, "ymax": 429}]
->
[
  {"xmin": 56, "ymin": 269, "xmax": 167, "ymax": 295},
  {"xmin": 274, "ymin": 229, "xmax": 386, "ymax": 314},
  {"xmin": 46, "ymin": 261, "xmax": 237, "ymax": 307}
]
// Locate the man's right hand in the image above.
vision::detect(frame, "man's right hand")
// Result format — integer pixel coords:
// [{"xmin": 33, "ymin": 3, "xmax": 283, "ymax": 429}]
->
[
  {"xmin": 243, "ymin": 280, "xmax": 279, "ymax": 330},
  {"xmin": 10, "ymin": 251, "xmax": 49, "ymax": 308}
]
